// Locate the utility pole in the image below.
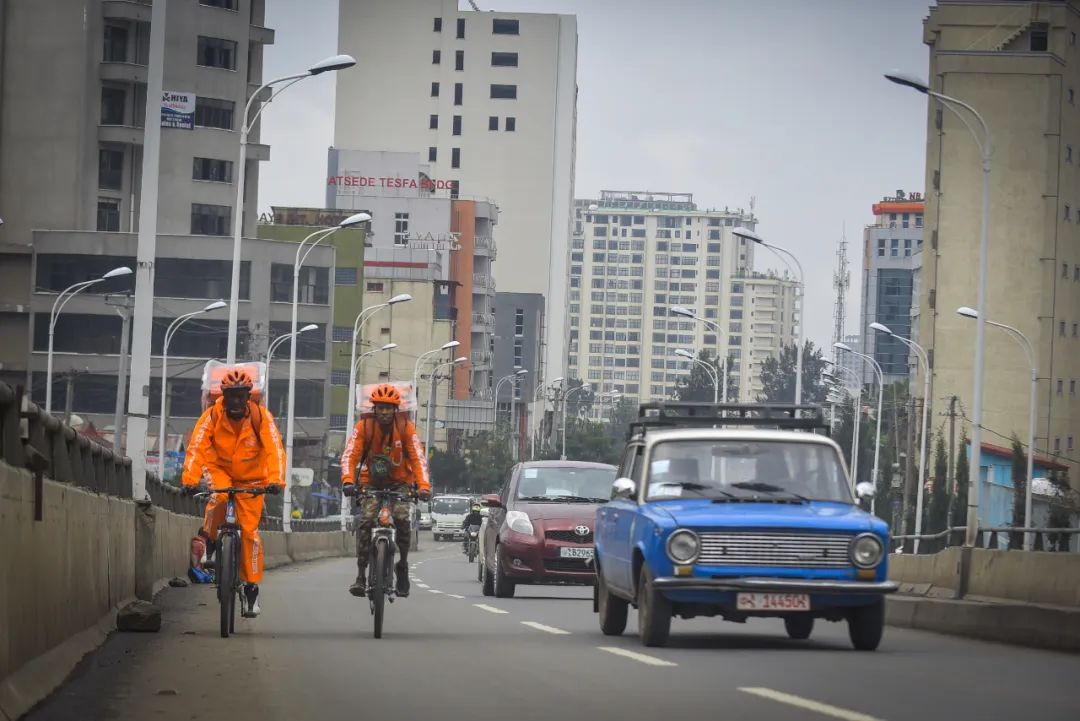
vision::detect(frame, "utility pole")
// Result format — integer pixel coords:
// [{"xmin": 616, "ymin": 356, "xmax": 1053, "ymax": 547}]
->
[
  {"xmin": 945, "ymin": 395, "xmax": 958, "ymax": 533},
  {"xmin": 106, "ymin": 294, "xmax": 134, "ymax": 454},
  {"xmin": 901, "ymin": 395, "xmax": 917, "ymax": 541}
]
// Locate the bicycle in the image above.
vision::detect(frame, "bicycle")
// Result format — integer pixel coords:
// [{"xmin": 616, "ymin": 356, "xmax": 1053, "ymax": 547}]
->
[
  {"xmin": 194, "ymin": 486, "xmax": 271, "ymax": 639},
  {"xmin": 355, "ymin": 486, "xmax": 416, "ymax": 639}
]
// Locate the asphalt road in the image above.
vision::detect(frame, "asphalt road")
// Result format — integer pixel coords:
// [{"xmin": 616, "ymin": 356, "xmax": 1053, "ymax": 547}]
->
[{"xmin": 26, "ymin": 532, "xmax": 1080, "ymax": 721}]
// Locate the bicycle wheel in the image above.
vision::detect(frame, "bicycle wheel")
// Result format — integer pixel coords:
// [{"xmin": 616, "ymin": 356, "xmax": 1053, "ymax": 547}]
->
[
  {"xmin": 218, "ymin": 533, "xmax": 237, "ymax": 638},
  {"xmin": 372, "ymin": 539, "xmax": 387, "ymax": 639}
]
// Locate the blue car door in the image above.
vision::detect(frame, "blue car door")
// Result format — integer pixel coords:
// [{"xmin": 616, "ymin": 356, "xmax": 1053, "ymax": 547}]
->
[{"xmin": 602, "ymin": 443, "xmax": 644, "ymax": 595}]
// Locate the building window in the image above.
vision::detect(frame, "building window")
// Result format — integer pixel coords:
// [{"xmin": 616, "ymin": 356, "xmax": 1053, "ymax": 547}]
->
[
  {"xmin": 393, "ymin": 213, "xmax": 409, "ymax": 246},
  {"xmin": 101, "ymin": 86, "xmax": 126, "ymax": 125},
  {"xmin": 890, "ymin": 238, "xmax": 899, "ymax": 257},
  {"xmin": 1065, "ymin": 263, "xmax": 1070, "ymax": 279},
  {"xmin": 366, "ymin": 281, "xmax": 384, "ymax": 292},
  {"xmin": 190, "ymin": 203, "xmax": 230, "ymax": 235},
  {"xmin": 451, "ymin": 147, "xmax": 460, "ymax": 168},
  {"xmin": 331, "ymin": 326, "xmax": 351, "ymax": 342},
  {"xmin": 1070, "ymin": 436, "xmax": 1075, "ymax": 451},
  {"xmin": 1058, "ymin": 379, "xmax": 1064, "ymax": 395},
  {"xmin": 192, "ymin": 157, "xmax": 233, "ymax": 183},
  {"xmin": 428, "ymin": 146, "xmax": 437, "ymax": 162},
  {"xmin": 452, "ymin": 115, "xmax": 462, "ymax": 135},
  {"xmin": 456, "ymin": 17, "xmax": 465, "ymax": 38},
  {"xmin": 1074, "ymin": 323, "xmax": 1078, "ymax": 337},
  {"xmin": 1061, "ymin": 321, "xmax": 1067, "ymax": 336},
  {"xmin": 505, "ymin": 116, "xmax": 516, "ymax": 131},
  {"xmin": 97, "ymin": 199, "xmax": 121, "ymax": 232},
  {"xmin": 1070, "ymin": 88, "xmax": 1075, "ymax": 105},
  {"xmin": 1030, "ymin": 23, "xmax": 1049, "ymax": 52},
  {"xmin": 98, "ymin": 148, "xmax": 124, "ymax": 190},
  {"xmin": 103, "ymin": 23, "xmax": 129, "ymax": 62},
  {"xmin": 492, "ymin": 18, "xmax": 519, "ymax": 34},
  {"xmin": 490, "ymin": 84, "xmax": 517, "ymax": 99},
  {"xmin": 454, "ymin": 82, "xmax": 463, "ymax": 105},
  {"xmin": 491, "ymin": 51, "xmax": 518, "ymax": 67},
  {"xmin": 335, "ymin": 267, "xmax": 357, "ymax": 286},
  {"xmin": 430, "ymin": 115, "xmax": 441, "ymax": 132},
  {"xmin": 488, "ymin": 116, "xmax": 498, "ymax": 131},
  {"xmin": 197, "ymin": 36, "xmax": 237, "ymax": 70},
  {"xmin": 1066, "ymin": 204, "xmax": 1071, "ymax": 221},
  {"xmin": 1072, "ymin": 379, "xmax": 1077, "ymax": 395},
  {"xmin": 431, "ymin": 82, "xmax": 440, "ymax": 97},
  {"xmin": 200, "ymin": 0, "xmax": 238, "ymax": 8},
  {"xmin": 194, "ymin": 97, "xmax": 234, "ymax": 129},
  {"xmin": 1068, "ymin": 145, "xmax": 1074, "ymax": 163},
  {"xmin": 455, "ymin": 49, "xmax": 464, "ymax": 71},
  {"xmin": 432, "ymin": 49, "xmax": 441, "ymax": 64},
  {"xmin": 330, "ymin": 370, "xmax": 350, "ymax": 386},
  {"xmin": 433, "ymin": 17, "xmax": 442, "ymax": 32}
]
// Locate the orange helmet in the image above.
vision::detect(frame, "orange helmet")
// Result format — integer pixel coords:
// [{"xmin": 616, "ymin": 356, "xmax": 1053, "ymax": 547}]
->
[
  {"xmin": 220, "ymin": 369, "xmax": 254, "ymax": 392},
  {"xmin": 369, "ymin": 383, "xmax": 402, "ymax": 407}
]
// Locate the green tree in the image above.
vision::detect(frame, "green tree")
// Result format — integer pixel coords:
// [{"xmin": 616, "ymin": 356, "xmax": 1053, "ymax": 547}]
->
[
  {"xmin": 757, "ymin": 340, "xmax": 829, "ymax": 404},
  {"xmin": 1008, "ymin": 435, "xmax": 1028, "ymax": 549},
  {"xmin": 460, "ymin": 428, "xmax": 515, "ymax": 494},
  {"xmin": 671, "ymin": 350, "xmax": 739, "ymax": 402},
  {"xmin": 928, "ymin": 429, "xmax": 950, "ymax": 536},
  {"xmin": 540, "ymin": 417, "xmax": 621, "ymax": 465},
  {"xmin": 428, "ymin": 447, "xmax": 468, "ymax": 495},
  {"xmin": 563, "ymin": 377, "xmax": 595, "ymax": 419},
  {"xmin": 1046, "ymin": 471, "xmax": 1077, "ymax": 551}
]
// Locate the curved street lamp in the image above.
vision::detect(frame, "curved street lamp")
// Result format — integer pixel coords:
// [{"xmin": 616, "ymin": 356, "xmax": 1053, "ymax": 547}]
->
[
  {"xmin": 836, "ymin": 342, "xmax": 884, "ymax": 512},
  {"xmin": 670, "ymin": 306, "xmax": 728, "ymax": 402},
  {"xmin": 561, "ymin": 381, "xmax": 591, "ymax": 461},
  {"xmin": 345, "ymin": 293, "xmax": 413, "ymax": 445},
  {"xmin": 413, "ymin": 340, "xmax": 461, "ymax": 403},
  {"xmin": 425, "ymin": 356, "xmax": 469, "ymax": 455},
  {"xmin": 263, "ymin": 324, "xmax": 318, "ymax": 404},
  {"xmin": 674, "ymin": 348, "xmax": 720, "ymax": 404}
]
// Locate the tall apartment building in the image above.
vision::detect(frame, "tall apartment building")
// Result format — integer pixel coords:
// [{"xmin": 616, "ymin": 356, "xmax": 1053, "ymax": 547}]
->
[
  {"xmin": 570, "ymin": 191, "xmax": 765, "ymax": 404},
  {"xmin": 492, "ymin": 292, "xmax": 545, "ymax": 454},
  {"xmin": 920, "ymin": 1, "xmax": 1078, "ymax": 481},
  {"xmin": 860, "ymin": 191, "xmax": 925, "ymax": 387},
  {"xmin": 333, "ymin": 0, "xmax": 578, "ymax": 386},
  {"xmin": 739, "ymin": 271, "xmax": 800, "ymax": 401}
]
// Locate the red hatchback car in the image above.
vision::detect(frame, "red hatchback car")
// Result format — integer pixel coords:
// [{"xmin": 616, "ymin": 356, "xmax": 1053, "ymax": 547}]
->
[{"xmin": 480, "ymin": 461, "xmax": 617, "ymax": 598}]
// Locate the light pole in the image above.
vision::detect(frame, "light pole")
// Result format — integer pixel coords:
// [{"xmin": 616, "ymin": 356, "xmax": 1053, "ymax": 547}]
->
[
  {"xmin": 825, "ymin": 364, "xmax": 864, "ymax": 490},
  {"xmin": 836, "ymin": 343, "xmax": 884, "ymax": 513},
  {"xmin": 871, "ymin": 321, "xmax": 931, "ymax": 551},
  {"xmin": 426, "ymin": 357, "xmax": 468, "ymax": 454},
  {"xmin": 732, "ymin": 227, "xmax": 805, "ymax": 404},
  {"xmin": 283, "ymin": 212, "xmax": 370, "ymax": 531},
  {"xmin": 671, "ymin": 306, "xmax": 728, "ymax": 402},
  {"xmin": 958, "ymin": 306, "xmax": 1038, "ymax": 550},
  {"xmin": 674, "ymin": 348, "xmax": 719, "ymax": 403},
  {"xmin": 157, "ymin": 300, "xmax": 227, "ymax": 476},
  {"xmin": 493, "ymin": 369, "xmax": 528, "ymax": 429},
  {"xmin": 561, "ymin": 382, "xmax": 591, "ymax": 461},
  {"xmin": 263, "ymin": 324, "xmax": 318, "ymax": 405},
  {"xmin": 345, "ymin": 294, "xmax": 413, "ymax": 443},
  {"xmin": 886, "ymin": 71, "xmax": 991, "ymax": 548},
  {"xmin": 413, "ymin": 340, "xmax": 460, "ymax": 406},
  {"xmin": 46, "ymin": 266, "xmax": 133, "ymax": 414},
  {"xmin": 225, "ymin": 54, "xmax": 357, "ymax": 363},
  {"xmin": 531, "ymin": 376, "xmax": 562, "ymax": 459}
]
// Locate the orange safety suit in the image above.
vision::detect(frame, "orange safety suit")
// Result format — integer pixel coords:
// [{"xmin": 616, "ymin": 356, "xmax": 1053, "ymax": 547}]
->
[
  {"xmin": 340, "ymin": 414, "xmax": 431, "ymax": 493},
  {"xmin": 182, "ymin": 398, "xmax": 285, "ymax": 584}
]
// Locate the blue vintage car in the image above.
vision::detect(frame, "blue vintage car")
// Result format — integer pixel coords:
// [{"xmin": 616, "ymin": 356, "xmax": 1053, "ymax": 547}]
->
[{"xmin": 593, "ymin": 403, "xmax": 897, "ymax": 650}]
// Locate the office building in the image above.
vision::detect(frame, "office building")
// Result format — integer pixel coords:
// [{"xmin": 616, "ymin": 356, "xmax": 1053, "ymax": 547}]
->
[
  {"xmin": 739, "ymin": 271, "xmax": 801, "ymax": 401},
  {"xmin": 492, "ymin": 292, "xmax": 545, "ymax": 455}
]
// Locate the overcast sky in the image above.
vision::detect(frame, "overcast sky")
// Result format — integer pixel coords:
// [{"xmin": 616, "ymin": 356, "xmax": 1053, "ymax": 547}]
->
[{"xmin": 259, "ymin": 0, "xmax": 932, "ymax": 349}]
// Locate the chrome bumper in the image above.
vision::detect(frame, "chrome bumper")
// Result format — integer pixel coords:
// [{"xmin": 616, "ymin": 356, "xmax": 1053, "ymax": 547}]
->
[{"xmin": 653, "ymin": 576, "xmax": 899, "ymax": 595}]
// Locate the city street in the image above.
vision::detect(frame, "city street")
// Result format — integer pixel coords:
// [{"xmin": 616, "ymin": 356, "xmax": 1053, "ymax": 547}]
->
[{"xmin": 25, "ymin": 533, "xmax": 1080, "ymax": 721}]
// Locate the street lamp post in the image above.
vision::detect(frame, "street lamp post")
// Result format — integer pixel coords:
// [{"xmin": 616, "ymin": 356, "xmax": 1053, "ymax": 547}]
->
[
  {"xmin": 157, "ymin": 300, "xmax": 227, "ymax": 476},
  {"xmin": 225, "ymin": 54, "xmax": 357, "ymax": 363},
  {"xmin": 825, "ymin": 365, "xmax": 864, "ymax": 490},
  {"xmin": 493, "ymin": 369, "xmax": 527, "ymax": 435},
  {"xmin": 836, "ymin": 343, "xmax": 885, "ymax": 513},
  {"xmin": 674, "ymin": 348, "xmax": 719, "ymax": 403},
  {"xmin": 263, "ymin": 324, "xmax": 318, "ymax": 405},
  {"xmin": 561, "ymin": 382, "xmax": 591, "ymax": 461},
  {"xmin": 283, "ymin": 213, "xmax": 370, "ymax": 531},
  {"xmin": 671, "ymin": 306, "xmax": 728, "ymax": 402},
  {"xmin": 413, "ymin": 340, "xmax": 460, "ymax": 439},
  {"xmin": 886, "ymin": 71, "xmax": 991, "ymax": 549},
  {"xmin": 531, "ymin": 376, "xmax": 562, "ymax": 459},
  {"xmin": 871, "ymin": 321, "xmax": 931, "ymax": 551},
  {"xmin": 732, "ymin": 228, "xmax": 805, "ymax": 404},
  {"xmin": 46, "ymin": 266, "xmax": 133, "ymax": 414},
  {"xmin": 958, "ymin": 306, "xmax": 1038, "ymax": 550},
  {"xmin": 426, "ymin": 357, "xmax": 468, "ymax": 454},
  {"xmin": 345, "ymin": 294, "xmax": 413, "ymax": 444}
]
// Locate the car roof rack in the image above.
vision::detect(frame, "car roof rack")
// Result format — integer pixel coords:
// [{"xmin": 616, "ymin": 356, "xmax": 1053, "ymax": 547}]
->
[{"xmin": 628, "ymin": 402, "xmax": 829, "ymax": 436}]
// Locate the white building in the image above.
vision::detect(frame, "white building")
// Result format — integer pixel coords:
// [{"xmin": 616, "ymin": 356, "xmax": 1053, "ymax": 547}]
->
[
  {"xmin": 333, "ymin": 0, "xmax": 578, "ymax": 387},
  {"xmin": 571, "ymin": 191, "xmax": 773, "ymax": 404},
  {"xmin": 739, "ymin": 271, "xmax": 800, "ymax": 401}
]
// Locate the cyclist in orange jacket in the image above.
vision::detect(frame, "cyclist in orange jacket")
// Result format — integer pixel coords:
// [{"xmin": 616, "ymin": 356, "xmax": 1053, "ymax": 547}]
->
[
  {"xmin": 340, "ymin": 384, "xmax": 431, "ymax": 597},
  {"xmin": 182, "ymin": 369, "xmax": 285, "ymax": 618}
]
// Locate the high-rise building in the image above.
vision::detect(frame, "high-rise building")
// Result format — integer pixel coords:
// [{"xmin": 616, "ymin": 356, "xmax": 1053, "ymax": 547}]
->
[
  {"xmin": 739, "ymin": 271, "xmax": 801, "ymax": 401},
  {"xmin": 920, "ymin": 1, "xmax": 1078, "ymax": 481},
  {"xmin": 860, "ymin": 191, "xmax": 925, "ymax": 387},
  {"xmin": 333, "ymin": 0, "xmax": 578, "ymax": 386},
  {"xmin": 571, "ymin": 191, "xmax": 774, "ymax": 404}
]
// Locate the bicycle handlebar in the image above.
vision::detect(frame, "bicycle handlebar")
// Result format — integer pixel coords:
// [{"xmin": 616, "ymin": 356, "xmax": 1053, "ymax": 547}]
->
[{"xmin": 193, "ymin": 486, "xmax": 273, "ymax": 499}]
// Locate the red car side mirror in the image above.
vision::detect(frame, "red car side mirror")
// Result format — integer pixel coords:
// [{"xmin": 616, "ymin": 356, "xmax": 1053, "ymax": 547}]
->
[{"xmin": 482, "ymin": 494, "xmax": 503, "ymax": 509}]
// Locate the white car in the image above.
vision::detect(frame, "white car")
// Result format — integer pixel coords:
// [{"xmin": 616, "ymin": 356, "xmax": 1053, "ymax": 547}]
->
[{"xmin": 431, "ymin": 495, "xmax": 471, "ymax": 541}]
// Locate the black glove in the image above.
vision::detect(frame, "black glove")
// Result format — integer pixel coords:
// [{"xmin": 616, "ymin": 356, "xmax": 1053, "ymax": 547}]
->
[
  {"xmin": 265, "ymin": 484, "xmax": 283, "ymax": 496},
  {"xmin": 180, "ymin": 485, "xmax": 200, "ymax": 496},
  {"xmin": 342, "ymin": 484, "xmax": 357, "ymax": 497}
]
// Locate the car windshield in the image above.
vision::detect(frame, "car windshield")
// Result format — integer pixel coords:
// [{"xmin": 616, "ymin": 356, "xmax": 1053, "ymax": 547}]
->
[
  {"xmin": 432, "ymin": 498, "xmax": 469, "ymax": 514},
  {"xmin": 644, "ymin": 440, "xmax": 851, "ymax": 503},
  {"xmin": 515, "ymin": 466, "xmax": 616, "ymax": 502}
]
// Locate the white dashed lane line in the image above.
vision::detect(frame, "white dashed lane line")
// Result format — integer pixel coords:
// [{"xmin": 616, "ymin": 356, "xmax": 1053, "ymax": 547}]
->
[
  {"xmin": 416, "ymin": 583, "xmax": 430, "ymax": 589},
  {"xmin": 427, "ymin": 589, "xmax": 445, "ymax": 595},
  {"xmin": 596, "ymin": 647, "xmax": 677, "ymax": 667},
  {"xmin": 446, "ymin": 593, "xmax": 465, "ymax": 599},
  {"xmin": 473, "ymin": 604, "xmax": 509, "ymax": 615},
  {"xmin": 521, "ymin": 621, "xmax": 571, "ymax": 635},
  {"xmin": 739, "ymin": 688, "xmax": 886, "ymax": 721}
]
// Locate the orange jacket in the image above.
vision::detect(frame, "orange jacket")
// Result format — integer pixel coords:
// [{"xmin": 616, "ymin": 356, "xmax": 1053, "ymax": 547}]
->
[
  {"xmin": 340, "ymin": 414, "xmax": 430, "ymax": 493},
  {"xmin": 181, "ymin": 398, "xmax": 285, "ymax": 488}
]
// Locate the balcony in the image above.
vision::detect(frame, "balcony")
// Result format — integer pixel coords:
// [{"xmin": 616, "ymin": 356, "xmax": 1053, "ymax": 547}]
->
[
  {"xmin": 472, "ymin": 273, "xmax": 496, "ymax": 295},
  {"xmin": 100, "ymin": 61, "xmax": 147, "ymax": 84},
  {"xmin": 246, "ymin": 142, "xmax": 270, "ymax": 161},
  {"xmin": 474, "ymin": 235, "xmax": 497, "ymax": 258},
  {"xmin": 471, "ymin": 313, "xmax": 495, "ymax": 332},
  {"xmin": 98, "ymin": 124, "xmax": 144, "ymax": 145},
  {"xmin": 103, "ymin": 0, "xmax": 151, "ymax": 22},
  {"xmin": 470, "ymin": 350, "xmax": 493, "ymax": 369},
  {"xmin": 250, "ymin": 24, "xmax": 276, "ymax": 45}
]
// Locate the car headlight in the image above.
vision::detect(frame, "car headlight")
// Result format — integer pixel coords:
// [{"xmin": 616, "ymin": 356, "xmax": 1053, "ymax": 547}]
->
[
  {"xmin": 666, "ymin": 529, "xmax": 699, "ymax": 564},
  {"xmin": 506, "ymin": 510, "xmax": 534, "ymax": 535},
  {"xmin": 850, "ymin": 533, "xmax": 884, "ymax": 569}
]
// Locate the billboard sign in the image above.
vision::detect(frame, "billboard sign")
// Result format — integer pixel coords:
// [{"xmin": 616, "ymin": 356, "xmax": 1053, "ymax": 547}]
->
[{"xmin": 161, "ymin": 91, "xmax": 195, "ymax": 129}]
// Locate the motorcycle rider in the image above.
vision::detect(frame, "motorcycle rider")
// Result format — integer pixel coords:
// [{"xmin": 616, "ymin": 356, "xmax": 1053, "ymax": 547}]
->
[
  {"xmin": 340, "ymin": 384, "xmax": 431, "ymax": 598},
  {"xmin": 461, "ymin": 503, "xmax": 484, "ymax": 554}
]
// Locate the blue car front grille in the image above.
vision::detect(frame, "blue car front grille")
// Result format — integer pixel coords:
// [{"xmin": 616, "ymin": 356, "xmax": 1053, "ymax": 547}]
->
[{"xmin": 697, "ymin": 532, "xmax": 853, "ymax": 569}]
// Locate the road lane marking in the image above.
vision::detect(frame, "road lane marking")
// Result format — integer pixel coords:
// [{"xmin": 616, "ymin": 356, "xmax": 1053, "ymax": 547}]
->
[
  {"xmin": 473, "ymin": 604, "xmax": 509, "ymax": 614},
  {"xmin": 416, "ymin": 583, "xmax": 430, "ymax": 589},
  {"xmin": 447, "ymin": 593, "xmax": 465, "ymax": 599},
  {"xmin": 521, "ymin": 621, "xmax": 570, "ymax": 635},
  {"xmin": 739, "ymin": 688, "xmax": 885, "ymax": 721},
  {"xmin": 596, "ymin": 647, "xmax": 677, "ymax": 667},
  {"xmin": 428, "ymin": 589, "xmax": 444, "ymax": 595}
]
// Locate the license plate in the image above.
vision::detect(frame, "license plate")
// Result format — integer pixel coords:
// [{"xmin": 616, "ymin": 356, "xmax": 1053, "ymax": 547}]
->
[
  {"xmin": 736, "ymin": 593, "xmax": 810, "ymax": 611},
  {"xmin": 559, "ymin": 546, "xmax": 594, "ymax": 559}
]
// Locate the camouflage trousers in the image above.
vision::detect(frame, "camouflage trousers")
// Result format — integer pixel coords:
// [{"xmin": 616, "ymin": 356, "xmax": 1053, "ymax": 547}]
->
[{"xmin": 354, "ymin": 497, "xmax": 412, "ymax": 570}]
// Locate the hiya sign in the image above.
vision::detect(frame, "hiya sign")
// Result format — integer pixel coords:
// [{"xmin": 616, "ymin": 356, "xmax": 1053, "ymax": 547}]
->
[{"xmin": 161, "ymin": 91, "xmax": 194, "ymax": 129}]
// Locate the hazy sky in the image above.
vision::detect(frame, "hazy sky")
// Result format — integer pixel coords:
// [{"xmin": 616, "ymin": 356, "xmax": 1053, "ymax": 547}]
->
[{"xmin": 259, "ymin": 0, "xmax": 932, "ymax": 348}]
